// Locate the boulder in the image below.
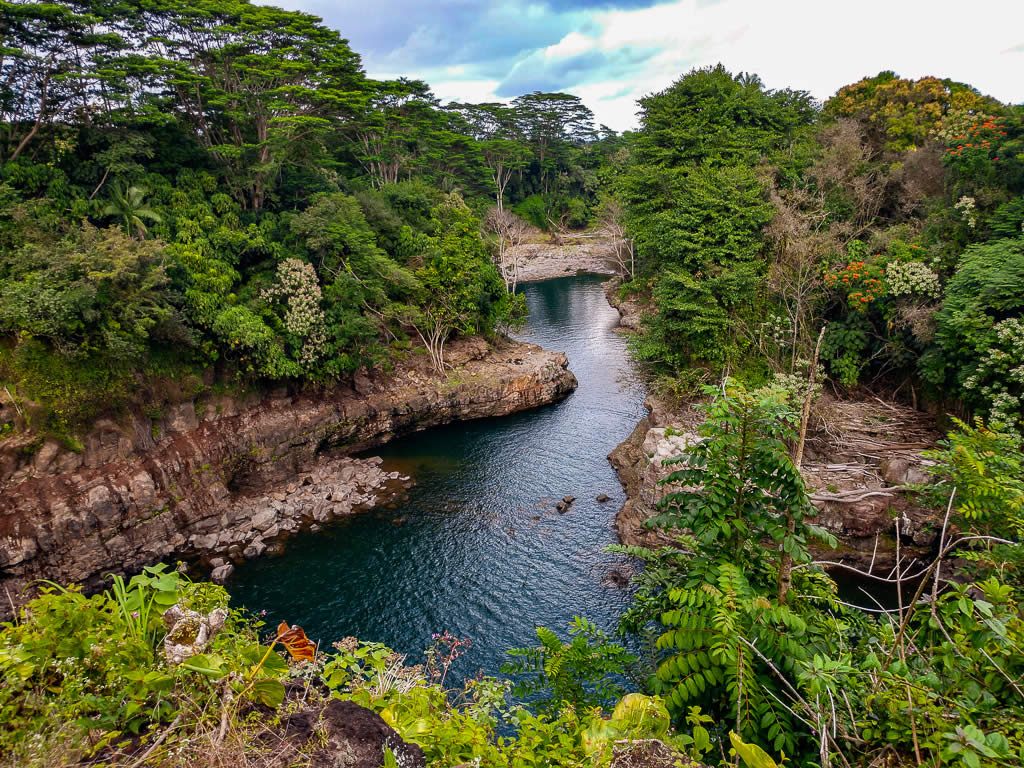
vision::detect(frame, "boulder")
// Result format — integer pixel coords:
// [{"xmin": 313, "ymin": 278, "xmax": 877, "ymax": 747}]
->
[
  {"xmin": 243, "ymin": 540, "xmax": 267, "ymax": 560},
  {"xmin": 252, "ymin": 507, "xmax": 278, "ymax": 532},
  {"xmin": 162, "ymin": 604, "xmax": 228, "ymax": 665},
  {"xmin": 210, "ymin": 563, "xmax": 234, "ymax": 584},
  {"xmin": 294, "ymin": 699, "xmax": 427, "ymax": 768}
]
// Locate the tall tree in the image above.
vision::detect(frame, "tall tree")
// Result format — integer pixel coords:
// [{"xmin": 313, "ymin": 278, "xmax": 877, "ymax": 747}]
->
[
  {"xmin": 485, "ymin": 206, "xmax": 528, "ymax": 293},
  {"xmin": 512, "ymin": 91, "xmax": 596, "ymax": 193},
  {"xmin": 635, "ymin": 64, "xmax": 816, "ymax": 169},
  {"xmin": 0, "ymin": 0, "xmax": 128, "ymax": 163},
  {"xmin": 144, "ymin": 0, "xmax": 366, "ymax": 209},
  {"xmin": 348, "ymin": 78, "xmax": 439, "ymax": 188},
  {"xmin": 446, "ymin": 102, "xmax": 528, "ymax": 210}
]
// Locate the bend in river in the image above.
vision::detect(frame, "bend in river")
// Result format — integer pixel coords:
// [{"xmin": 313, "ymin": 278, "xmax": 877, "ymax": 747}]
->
[{"xmin": 229, "ymin": 275, "xmax": 646, "ymax": 681}]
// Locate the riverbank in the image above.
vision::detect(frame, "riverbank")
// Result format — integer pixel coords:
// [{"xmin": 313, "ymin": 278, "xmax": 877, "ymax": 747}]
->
[
  {"xmin": 0, "ymin": 336, "xmax": 577, "ymax": 617},
  {"xmin": 601, "ymin": 278, "xmax": 943, "ymax": 570},
  {"xmin": 608, "ymin": 391, "xmax": 943, "ymax": 570},
  {"xmin": 512, "ymin": 233, "xmax": 619, "ymax": 283}
]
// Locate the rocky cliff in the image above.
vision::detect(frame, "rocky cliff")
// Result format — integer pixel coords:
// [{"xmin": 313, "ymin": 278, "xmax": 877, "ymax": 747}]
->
[
  {"xmin": 609, "ymin": 393, "xmax": 943, "ymax": 571},
  {"xmin": 0, "ymin": 337, "xmax": 577, "ymax": 615}
]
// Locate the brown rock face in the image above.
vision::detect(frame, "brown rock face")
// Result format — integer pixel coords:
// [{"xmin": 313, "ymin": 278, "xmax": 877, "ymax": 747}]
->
[
  {"xmin": 602, "ymin": 277, "xmax": 649, "ymax": 331},
  {"xmin": 0, "ymin": 338, "xmax": 576, "ymax": 617},
  {"xmin": 278, "ymin": 700, "xmax": 426, "ymax": 768},
  {"xmin": 309, "ymin": 700, "xmax": 425, "ymax": 768},
  {"xmin": 610, "ymin": 394, "xmax": 942, "ymax": 570}
]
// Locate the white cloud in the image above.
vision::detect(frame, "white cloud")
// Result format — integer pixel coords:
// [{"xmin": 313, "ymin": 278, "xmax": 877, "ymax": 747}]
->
[
  {"xmin": 545, "ymin": 32, "xmax": 597, "ymax": 59},
  {"xmin": 430, "ymin": 79, "xmax": 504, "ymax": 106},
  {"xmin": 575, "ymin": 0, "xmax": 1024, "ymax": 129},
  {"xmin": 352, "ymin": 0, "xmax": 1024, "ymax": 133}
]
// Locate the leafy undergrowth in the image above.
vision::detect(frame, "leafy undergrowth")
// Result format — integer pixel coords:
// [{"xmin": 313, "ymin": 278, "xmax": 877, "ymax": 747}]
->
[{"xmin": 0, "ymin": 567, "xmax": 698, "ymax": 768}]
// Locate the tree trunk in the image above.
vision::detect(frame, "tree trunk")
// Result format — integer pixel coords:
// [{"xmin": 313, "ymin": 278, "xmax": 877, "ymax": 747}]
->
[{"xmin": 778, "ymin": 325, "xmax": 827, "ymax": 605}]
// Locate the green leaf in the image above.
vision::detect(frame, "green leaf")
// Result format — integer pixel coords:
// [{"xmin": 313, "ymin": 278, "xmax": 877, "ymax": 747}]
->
[
  {"xmin": 251, "ymin": 678, "xmax": 285, "ymax": 708},
  {"xmin": 730, "ymin": 731, "xmax": 779, "ymax": 768},
  {"xmin": 181, "ymin": 654, "xmax": 228, "ymax": 679}
]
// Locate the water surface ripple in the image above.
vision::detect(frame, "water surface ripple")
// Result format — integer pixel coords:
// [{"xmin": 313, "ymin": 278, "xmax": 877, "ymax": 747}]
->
[{"xmin": 229, "ymin": 275, "xmax": 647, "ymax": 681}]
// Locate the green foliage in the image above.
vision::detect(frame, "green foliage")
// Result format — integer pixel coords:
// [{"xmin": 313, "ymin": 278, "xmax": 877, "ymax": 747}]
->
[
  {"xmin": 620, "ymin": 163, "xmax": 773, "ymax": 370},
  {"xmin": 406, "ymin": 194, "xmax": 521, "ymax": 371},
  {"xmin": 928, "ymin": 237, "xmax": 1024, "ymax": 432},
  {"xmin": 0, "ymin": 567, "xmax": 231, "ymax": 760},
  {"xmin": 649, "ymin": 381, "xmax": 834, "ymax": 585},
  {"xmin": 616, "ymin": 380, "xmax": 1024, "ymax": 766},
  {"xmin": 617, "ymin": 382, "xmax": 844, "ymax": 756},
  {"xmin": 502, "ymin": 617, "xmax": 638, "ymax": 715},
  {"xmin": 102, "ymin": 184, "xmax": 163, "ymax": 239},
  {"xmin": 635, "ymin": 64, "xmax": 817, "ymax": 169},
  {"xmin": 318, "ymin": 636, "xmax": 674, "ymax": 767},
  {"xmin": 513, "ymin": 193, "xmax": 552, "ymax": 230},
  {"xmin": 730, "ymin": 731, "xmax": 783, "ymax": 768},
  {"xmin": 850, "ymin": 578, "xmax": 1024, "ymax": 768},
  {"xmin": 922, "ymin": 419, "xmax": 1024, "ymax": 579},
  {"xmin": 105, "ymin": 564, "xmax": 184, "ymax": 647},
  {"xmin": 619, "ymin": 65, "xmax": 815, "ymax": 376},
  {"xmin": 0, "ymin": 0, "xmax": 627, "ymax": 431},
  {"xmin": 0, "ymin": 224, "xmax": 184, "ymax": 362}
]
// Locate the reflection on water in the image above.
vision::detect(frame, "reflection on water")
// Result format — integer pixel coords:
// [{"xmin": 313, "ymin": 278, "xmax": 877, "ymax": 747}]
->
[{"xmin": 229, "ymin": 275, "xmax": 647, "ymax": 682}]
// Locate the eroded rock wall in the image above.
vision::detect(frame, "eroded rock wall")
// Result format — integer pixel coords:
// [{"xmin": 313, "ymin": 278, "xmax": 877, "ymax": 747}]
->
[
  {"xmin": 609, "ymin": 394, "xmax": 942, "ymax": 569},
  {"xmin": 0, "ymin": 338, "xmax": 577, "ymax": 614}
]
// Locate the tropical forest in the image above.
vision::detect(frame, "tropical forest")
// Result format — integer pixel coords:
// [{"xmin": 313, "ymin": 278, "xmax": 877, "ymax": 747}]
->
[{"xmin": 0, "ymin": 1, "xmax": 1022, "ymax": 767}]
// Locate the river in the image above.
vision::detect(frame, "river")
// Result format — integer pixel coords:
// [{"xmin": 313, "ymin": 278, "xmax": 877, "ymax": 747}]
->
[{"xmin": 229, "ymin": 274, "xmax": 647, "ymax": 681}]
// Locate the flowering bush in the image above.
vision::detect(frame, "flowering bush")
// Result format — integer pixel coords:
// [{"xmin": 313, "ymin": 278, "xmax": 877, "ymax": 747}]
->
[
  {"xmin": 945, "ymin": 119, "xmax": 1009, "ymax": 161},
  {"xmin": 955, "ymin": 195, "xmax": 978, "ymax": 228},
  {"xmin": 932, "ymin": 237, "xmax": 1024, "ymax": 434},
  {"xmin": 962, "ymin": 318, "xmax": 1024, "ymax": 437},
  {"xmin": 824, "ymin": 258, "xmax": 885, "ymax": 312},
  {"xmin": 885, "ymin": 258, "xmax": 942, "ymax": 299},
  {"xmin": 262, "ymin": 258, "xmax": 328, "ymax": 368}
]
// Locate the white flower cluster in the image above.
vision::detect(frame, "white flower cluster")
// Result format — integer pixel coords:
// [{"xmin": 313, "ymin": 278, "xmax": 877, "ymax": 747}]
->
[
  {"xmin": 955, "ymin": 195, "xmax": 977, "ymax": 228},
  {"xmin": 262, "ymin": 258, "xmax": 327, "ymax": 366},
  {"xmin": 964, "ymin": 317, "xmax": 1024, "ymax": 437},
  {"xmin": 884, "ymin": 260, "xmax": 942, "ymax": 299},
  {"xmin": 761, "ymin": 312, "xmax": 793, "ymax": 347},
  {"xmin": 771, "ymin": 361, "xmax": 825, "ymax": 413}
]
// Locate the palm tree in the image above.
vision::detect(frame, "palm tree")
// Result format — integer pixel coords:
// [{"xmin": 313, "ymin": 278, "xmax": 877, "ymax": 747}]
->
[{"xmin": 103, "ymin": 183, "xmax": 162, "ymax": 239}]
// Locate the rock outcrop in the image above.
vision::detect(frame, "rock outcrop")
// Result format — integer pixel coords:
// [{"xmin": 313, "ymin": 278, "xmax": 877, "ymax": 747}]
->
[
  {"xmin": 602, "ymin": 277, "xmax": 648, "ymax": 331},
  {"xmin": 609, "ymin": 393, "xmax": 942, "ymax": 570},
  {"xmin": 0, "ymin": 337, "xmax": 577, "ymax": 616},
  {"xmin": 278, "ymin": 700, "xmax": 426, "ymax": 768},
  {"xmin": 513, "ymin": 235, "xmax": 618, "ymax": 283}
]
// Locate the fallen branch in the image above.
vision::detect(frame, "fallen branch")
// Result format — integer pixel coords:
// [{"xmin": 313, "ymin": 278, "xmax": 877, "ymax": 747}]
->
[{"xmin": 810, "ymin": 486, "xmax": 909, "ymax": 503}]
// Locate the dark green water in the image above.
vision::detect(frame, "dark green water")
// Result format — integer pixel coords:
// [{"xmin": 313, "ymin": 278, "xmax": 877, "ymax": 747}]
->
[{"xmin": 229, "ymin": 275, "xmax": 647, "ymax": 681}]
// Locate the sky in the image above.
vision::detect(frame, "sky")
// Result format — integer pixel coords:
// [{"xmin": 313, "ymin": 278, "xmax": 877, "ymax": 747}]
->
[{"xmin": 263, "ymin": 0, "xmax": 1024, "ymax": 132}]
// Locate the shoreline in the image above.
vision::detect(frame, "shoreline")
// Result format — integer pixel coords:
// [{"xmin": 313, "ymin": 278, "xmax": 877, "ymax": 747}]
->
[
  {"xmin": 600, "ymin": 282, "xmax": 943, "ymax": 571},
  {"xmin": 0, "ymin": 336, "xmax": 577, "ymax": 617},
  {"xmin": 512, "ymin": 235, "xmax": 619, "ymax": 283}
]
